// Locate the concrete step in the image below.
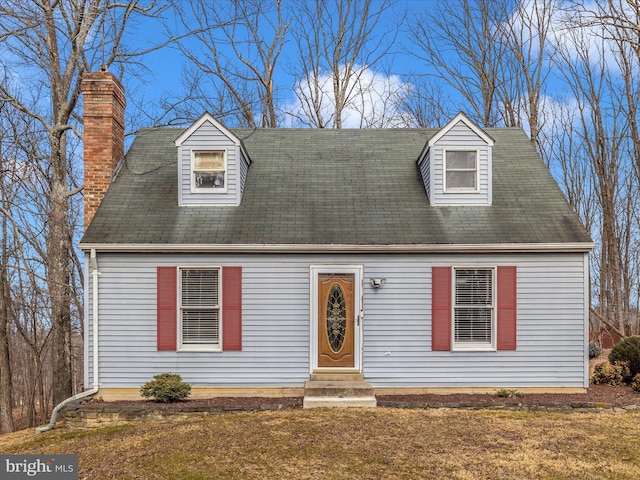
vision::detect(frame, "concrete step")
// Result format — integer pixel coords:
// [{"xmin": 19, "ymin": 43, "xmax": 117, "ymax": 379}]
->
[
  {"xmin": 304, "ymin": 380, "xmax": 375, "ymax": 397},
  {"xmin": 310, "ymin": 372, "xmax": 364, "ymax": 382},
  {"xmin": 303, "ymin": 377, "xmax": 377, "ymax": 408},
  {"xmin": 303, "ymin": 396, "xmax": 377, "ymax": 408}
]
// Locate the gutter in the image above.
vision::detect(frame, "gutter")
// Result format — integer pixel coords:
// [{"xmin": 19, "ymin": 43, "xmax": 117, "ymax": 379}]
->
[
  {"xmin": 78, "ymin": 242, "xmax": 596, "ymax": 254},
  {"xmin": 36, "ymin": 249, "xmax": 100, "ymax": 433}
]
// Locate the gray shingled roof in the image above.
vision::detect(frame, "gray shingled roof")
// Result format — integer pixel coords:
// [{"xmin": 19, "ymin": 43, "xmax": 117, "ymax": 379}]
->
[{"xmin": 80, "ymin": 127, "xmax": 592, "ymax": 248}]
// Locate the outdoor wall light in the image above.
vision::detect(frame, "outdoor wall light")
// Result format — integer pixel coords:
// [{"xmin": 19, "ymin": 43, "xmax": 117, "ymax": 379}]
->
[{"xmin": 370, "ymin": 278, "xmax": 386, "ymax": 288}]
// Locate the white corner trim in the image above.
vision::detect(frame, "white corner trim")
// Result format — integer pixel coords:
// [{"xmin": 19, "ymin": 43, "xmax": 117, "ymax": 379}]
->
[{"xmin": 583, "ymin": 251, "xmax": 590, "ymax": 389}]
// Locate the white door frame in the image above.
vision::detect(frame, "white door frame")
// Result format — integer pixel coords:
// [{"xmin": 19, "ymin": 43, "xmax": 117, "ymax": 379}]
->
[{"xmin": 310, "ymin": 265, "xmax": 363, "ymax": 373}]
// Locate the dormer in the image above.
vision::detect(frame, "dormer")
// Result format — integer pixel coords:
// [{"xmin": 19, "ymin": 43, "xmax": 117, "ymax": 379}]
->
[
  {"xmin": 174, "ymin": 113, "xmax": 251, "ymax": 206},
  {"xmin": 417, "ymin": 112, "xmax": 494, "ymax": 206}
]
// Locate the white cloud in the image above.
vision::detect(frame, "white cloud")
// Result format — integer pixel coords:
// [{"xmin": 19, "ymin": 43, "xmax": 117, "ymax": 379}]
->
[
  {"xmin": 502, "ymin": 0, "xmax": 629, "ymax": 73},
  {"xmin": 534, "ymin": 93, "xmax": 584, "ymax": 136},
  {"xmin": 283, "ymin": 65, "xmax": 411, "ymax": 128}
]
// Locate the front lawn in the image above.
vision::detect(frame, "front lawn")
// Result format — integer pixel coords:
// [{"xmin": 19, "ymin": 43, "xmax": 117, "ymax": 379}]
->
[{"xmin": 1, "ymin": 408, "xmax": 639, "ymax": 479}]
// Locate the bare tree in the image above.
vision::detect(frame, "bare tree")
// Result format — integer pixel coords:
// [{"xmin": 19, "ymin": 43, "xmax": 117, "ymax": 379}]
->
[
  {"xmin": 0, "ymin": 0, "xmax": 162, "ymax": 411},
  {"xmin": 570, "ymin": 1, "xmax": 640, "ymax": 58},
  {"xmin": 289, "ymin": 0, "xmax": 398, "ymax": 128},
  {"xmin": 0, "ymin": 203, "xmax": 13, "ymax": 434},
  {"xmin": 0, "ymin": 105, "xmax": 15, "ymax": 433},
  {"xmin": 570, "ymin": 0, "xmax": 640, "ymax": 176},
  {"xmin": 611, "ymin": 37, "xmax": 640, "ymax": 333},
  {"xmin": 397, "ymin": 79, "xmax": 451, "ymax": 128},
  {"xmin": 169, "ymin": 0, "xmax": 289, "ymax": 127},
  {"xmin": 538, "ymin": 99, "xmax": 596, "ymax": 232},
  {"xmin": 496, "ymin": 0, "xmax": 558, "ymax": 149},
  {"xmin": 555, "ymin": 22, "xmax": 634, "ymax": 337},
  {"xmin": 410, "ymin": 0, "xmax": 556, "ymax": 148},
  {"xmin": 563, "ymin": 0, "xmax": 640, "ymax": 338},
  {"xmin": 410, "ymin": 0, "xmax": 511, "ymax": 128}
]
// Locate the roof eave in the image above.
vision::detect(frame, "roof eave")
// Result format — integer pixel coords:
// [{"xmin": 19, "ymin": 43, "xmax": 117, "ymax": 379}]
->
[{"xmin": 79, "ymin": 242, "xmax": 595, "ymax": 254}]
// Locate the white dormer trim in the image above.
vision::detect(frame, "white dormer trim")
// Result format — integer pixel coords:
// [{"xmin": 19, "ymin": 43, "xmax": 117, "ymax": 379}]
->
[
  {"xmin": 176, "ymin": 113, "xmax": 252, "ymax": 207},
  {"xmin": 175, "ymin": 113, "xmax": 237, "ymax": 146},
  {"xmin": 427, "ymin": 112, "xmax": 494, "ymax": 148},
  {"xmin": 174, "ymin": 113, "xmax": 252, "ymax": 165},
  {"xmin": 416, "ymin": 111, "xmax": 493, "ymax": 207}
]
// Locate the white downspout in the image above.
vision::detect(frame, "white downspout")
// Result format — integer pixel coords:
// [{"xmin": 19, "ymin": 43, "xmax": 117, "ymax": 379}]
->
[{"xmin": 36, "ymin": 249, "xmax": 100, "ymax": 432}]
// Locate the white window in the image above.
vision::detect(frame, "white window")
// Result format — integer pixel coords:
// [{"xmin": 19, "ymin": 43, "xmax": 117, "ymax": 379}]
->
[
  {"xmin": 444, "ymin": 150, "xmax": 478, "ymax": 192},
  {"xmin": 453, "ymin": 267, "xmax": 495, "ymax": 350},
  {"xmin": 192, "ymin": 150, "xmax": 227, "ymax": 193},
  {"xmin": 179, "ymin": 267, "xmax": 221, "ymax": 350}
]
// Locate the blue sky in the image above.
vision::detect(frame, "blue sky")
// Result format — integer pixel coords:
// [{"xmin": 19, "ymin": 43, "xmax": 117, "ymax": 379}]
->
[
  {"xmin": 116, "ymin": 0, "xmax": 623, "ymax": 135},
  {"xmin": 121, "ymin": 0, "xmax": 432, "ymax": 128}
]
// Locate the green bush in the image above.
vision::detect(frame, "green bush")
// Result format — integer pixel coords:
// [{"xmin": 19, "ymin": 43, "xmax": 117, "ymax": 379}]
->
[
  {"xmin": 591, "ymin": 362, "xmax": 629, "ymax": 386},
  {"xmin": 608, "ymin": 336, "xmax": 640, "ymax": 380},
  {"xmin": 632, "ymin": 374, "xmax": 640, "ymax": 393},
  {"xmin": 589, "ymin": 341, "xmax": 603, "ymax": 359},
  {"xmin": 140, "ymin": 373, "xmax": 191, "ymax": 403}
]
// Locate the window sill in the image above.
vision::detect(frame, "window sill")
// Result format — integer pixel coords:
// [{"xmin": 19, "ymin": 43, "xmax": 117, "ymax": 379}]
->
[
  {"xmin": 189, "ymin": 189, "xmax": 228, "ymax": 194},
  {"xmin": 452, "ymin": 346, "xmax": 496, "ymax": 352},
  {"xmin": 177, "ymin": 346, "xmax": 222, "ymax": 353},
  {"xmin": 443, "ymin": 188, "xmax": 480, "ymax": 194}
]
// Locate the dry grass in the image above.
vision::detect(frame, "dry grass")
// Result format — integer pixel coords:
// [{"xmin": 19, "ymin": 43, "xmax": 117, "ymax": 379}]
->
[{"xmin": 1, "ymin": 408, "xmax": 639, "ymax": 479}]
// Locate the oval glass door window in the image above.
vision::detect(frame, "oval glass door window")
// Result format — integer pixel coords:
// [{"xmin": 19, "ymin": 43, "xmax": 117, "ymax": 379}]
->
[{"xmin": 326, "ymin": 284, "xmax": 347, "ymax": 352}]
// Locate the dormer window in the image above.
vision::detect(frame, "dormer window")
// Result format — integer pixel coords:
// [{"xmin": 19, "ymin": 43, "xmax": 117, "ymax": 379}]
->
[
  {"xmin": 192, "ymin": 150, "xmax": 227, "ymax": 193},
  {"xmin": 444, "ymin": 149, "xmax": 479, "ymax": 192}
]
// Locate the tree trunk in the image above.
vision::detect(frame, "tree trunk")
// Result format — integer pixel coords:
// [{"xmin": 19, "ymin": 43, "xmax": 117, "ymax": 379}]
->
[
  {"xmin": 0, "ymin": 208, "xmax": 15, "ymax": 433},
  {"xmin": 48, "ymin": 135, "xmax": 73, "ymax": 406}
]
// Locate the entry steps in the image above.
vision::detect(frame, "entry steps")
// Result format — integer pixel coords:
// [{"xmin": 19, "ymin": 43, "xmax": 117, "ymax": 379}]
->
[{"xmin": 303, "ymin": 373, "xmax": 377, "ymax": 408}]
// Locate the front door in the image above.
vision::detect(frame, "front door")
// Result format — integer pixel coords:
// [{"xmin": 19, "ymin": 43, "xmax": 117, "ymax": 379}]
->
[{"xmin": 317, "ymin": 274, "xmax": 355, "ymax": 368}]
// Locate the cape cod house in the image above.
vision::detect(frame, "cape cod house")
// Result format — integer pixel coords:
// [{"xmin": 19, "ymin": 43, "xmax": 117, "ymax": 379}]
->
[{"xmin": 79, "ymin": 71, "xmax": 593, "ymax": 407}]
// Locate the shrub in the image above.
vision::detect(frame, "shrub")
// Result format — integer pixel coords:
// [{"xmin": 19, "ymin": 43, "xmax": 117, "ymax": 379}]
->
[
  {"xmin": 632, "ymin": 374, "xmax": 640, "ymax": 393},
  {"xmin": 591, "ymin": 362, "xmax": 629, "ymax": 386},
  {"xmin": 609, "ymin": 336, "xmax": 640, "ymax": 380},
  {"xmin": 495, "ymin": 388, "xmax": 523, "ymax": 398},
  {"xmin": 140, "ymin": 373, "xmax": 191, "ymax": 403},
  {"xmin": 589, "ymin": 341, "xmax": 603, "ymax": 359}
]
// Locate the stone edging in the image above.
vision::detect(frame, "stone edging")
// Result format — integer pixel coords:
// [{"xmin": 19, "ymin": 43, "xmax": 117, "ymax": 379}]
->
[
  {"xmin": 59, "ymin": 399, "xmax": 639, "ymax": 430},
  {"xmin": 61, "ymin": 399, "xmax": 302, "ymax": 430}
]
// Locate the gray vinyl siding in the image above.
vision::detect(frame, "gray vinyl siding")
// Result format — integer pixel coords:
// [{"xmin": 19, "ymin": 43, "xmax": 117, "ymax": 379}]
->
[
  {"xmin": 430, "ymin": 121, "xmax": 492, "ymax": 205},
  {"xmin": 86, "ymin": 251, "xmax": 587, "ymax": 389},
  {"xmin": 177, "ymin": 120, "xmax": 242, "ymax": 206},
  {"xmin": 363, "ymin": 254, "xmax": 586, "ymax": 388},
  {"xmin": 239, "ymin": 148, "xmax": 249, "ymax": 196},
  {"xmin": 417, "ymin": 152, "xmax": 432, "ymax": 204}
]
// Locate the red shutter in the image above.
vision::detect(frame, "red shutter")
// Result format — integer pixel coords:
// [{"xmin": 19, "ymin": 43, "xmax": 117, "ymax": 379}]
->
[
  {"xmin": 432, "ymin": 266, "xmax": 452, "ymax": 351},
  {"xmin": 222, "ymin": 266, "xmax": 242, "ymax": 351},
  {"xmin": 157, "ymin": 266, "xmax": 177, "ymax": 351},
  {"xmin": 497, "ymin": 266, "xmax": 517, "ymax": 350}
]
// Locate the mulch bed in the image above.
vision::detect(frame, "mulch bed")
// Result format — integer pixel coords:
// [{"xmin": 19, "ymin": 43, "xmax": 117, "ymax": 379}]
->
[
  {"xmin": 86, "ymin": 384, "xmax": 639, "ymax": 410},
  {"xmin": 377, "ymin": 384, "xmax": 639, "ymax": 408}
]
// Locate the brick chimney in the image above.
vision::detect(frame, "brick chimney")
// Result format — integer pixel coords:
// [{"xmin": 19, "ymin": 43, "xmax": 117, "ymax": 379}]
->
[{"xmin": 81, "ymin": 71, "xmax": 126, "ymax": 230}]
